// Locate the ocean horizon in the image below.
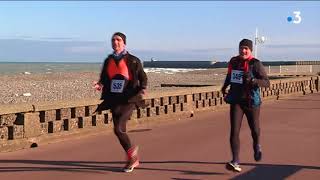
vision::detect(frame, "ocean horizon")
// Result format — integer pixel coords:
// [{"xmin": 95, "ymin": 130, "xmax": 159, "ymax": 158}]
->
[
  {"xmin": 0, "ymin": 62, "xmax": 211, "ymax": 75},
  {"xmin": 1, "ymin": 60, "xmax": 319, "ymax": 75},
  {"xmin": 0, "ymin": 62, "xmax": 102, "ymax": 75}
]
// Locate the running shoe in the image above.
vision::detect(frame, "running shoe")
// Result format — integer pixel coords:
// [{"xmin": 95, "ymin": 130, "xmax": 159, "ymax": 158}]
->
[
  {"xmin": 123, "ymin": 158, "xmax": 139, "ymax": 173},
  {"xmin": 226, "ymin": 161, "xmax": 242, "ymax": 172},
  {"xmin": 254, "ymin": 144, "xmax": 262, "ymax": 161},
  {"xmin": 123, "ymin": 146, "xmax": 139, "ymax": 173}
]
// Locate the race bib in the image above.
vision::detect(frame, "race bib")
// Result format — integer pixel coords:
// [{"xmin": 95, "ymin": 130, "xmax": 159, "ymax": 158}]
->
[
  {"xmin": 110, "ymin": 79, "xmax": 125, "ymax": 93},
  {"xmin": 230, "ymin": 70, "xmax": 244, "ymax": 84}
]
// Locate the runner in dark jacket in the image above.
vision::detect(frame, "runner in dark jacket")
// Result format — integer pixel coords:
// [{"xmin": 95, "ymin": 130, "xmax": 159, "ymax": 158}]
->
[
  {"xmin": 221, "ymin": 39, "xmax": 270, "ymax": 172},
  {"xmin": 94, "ymin": 32, "xmax": 147, "ymax": 173}
]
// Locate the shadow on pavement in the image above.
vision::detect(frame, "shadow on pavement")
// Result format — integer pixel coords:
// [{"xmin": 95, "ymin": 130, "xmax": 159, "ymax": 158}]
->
[
  {"xmin": 172, "ymin": 178, "xmax": 202, "ymax": 180},
  {"xmin": 277, "ymin": 98, "xmax": 320, "ymax": 102},
  {"xmin": 0, "ymin": 160, "xmax": 120, "ymax": 174},
  {"xmin": 0, "ymin": 160, "xmax": 224, "ymax": 176},
  {"xmin": 141, "ymin": 161, "xmax": 320, "ymax": 179},
  {"xmin": 128, "ymin": 128, "xmax": 152, "ymax": 133},
  {"xmin": 231, "ymin": 162, "xmax": 320, "ymax": 180},
  {"xmin": 0, "ymin": 160, "xmax": 319, "ymax": 179},
  {"xmin": 271, "ymin": 107, "xmax": 320, "ymax": 110}
]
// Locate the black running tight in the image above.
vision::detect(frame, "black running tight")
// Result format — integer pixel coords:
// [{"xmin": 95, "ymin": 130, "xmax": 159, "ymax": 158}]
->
[
  {"xmin": 229, "ymin": 103, "xmax": 260, "ymax": 163},
  {"xmin": 111, "ymin": 103, "xmax": 136, "ymax": 152}
]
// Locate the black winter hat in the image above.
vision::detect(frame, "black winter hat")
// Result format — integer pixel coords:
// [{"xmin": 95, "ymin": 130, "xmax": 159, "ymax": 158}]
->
[
  {"xmin": 239, "ymin": 39, "xmax": 253, "ymax": 51},
  {"xmin": 112, "ymin": 32, "xmax": 126, "ymax": 44}
]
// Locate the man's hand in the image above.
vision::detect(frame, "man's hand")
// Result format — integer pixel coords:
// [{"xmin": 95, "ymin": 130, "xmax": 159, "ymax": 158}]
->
[
  {"xmin": 93, "ymin": 81, "xmax": 103, "ymax": 91},
  {"xmin": 221, "ymin": 86, "xmax": 227, "ymax": 96},
  {"xmin": 140, "ymin": 89, "xmax": 147, "ymax": 95},
  {"xmin": 243, "ymin": 72, "xmax": 252, "ymax": 85}
]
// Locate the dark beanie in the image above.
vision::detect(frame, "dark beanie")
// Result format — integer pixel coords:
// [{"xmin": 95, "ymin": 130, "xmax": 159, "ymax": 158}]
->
[
  {"xmin": 112, "ymin": 32, "xmax": 126, "ymax": 44},
  {"xmin": 239, "ymin": 39, "xmax": 253, "ymax": 51}
]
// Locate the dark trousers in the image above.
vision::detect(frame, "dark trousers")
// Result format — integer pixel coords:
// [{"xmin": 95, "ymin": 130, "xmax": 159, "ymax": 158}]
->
[
  {"xmin": 229, "ymin": 103, "xmax": 261, "ymax": 163},
  {"xmin": 111, "ymin": 103, "xmax": 136, "ymax": 152}
]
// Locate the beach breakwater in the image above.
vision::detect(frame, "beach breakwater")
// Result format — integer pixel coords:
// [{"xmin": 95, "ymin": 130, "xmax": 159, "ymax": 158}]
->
[
  {"xmin": 143, "ymin": 60, "xmax": 320, "ymax": 68},
  {"xmin": 0, "ymin": 76, "xmax": 319, "ymax": 152}
]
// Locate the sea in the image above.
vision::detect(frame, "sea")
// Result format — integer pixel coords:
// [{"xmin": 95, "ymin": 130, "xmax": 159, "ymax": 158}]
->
[
  {"xmin": 0, "ymin": 62, "xmax": 208, "ymax": 75},
  {"xmin": 1, "ymin": 61, "xmax": 318, "ymax": 75},
  {"xmin": 0, "ymin": 62, "xmax": 102, "ymax": 75}
]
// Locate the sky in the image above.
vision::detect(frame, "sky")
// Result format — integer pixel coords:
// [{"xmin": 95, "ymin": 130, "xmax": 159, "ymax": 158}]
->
[{"xmin": 0, "ymin": 1, "xmax": 320, "ymax": 62}]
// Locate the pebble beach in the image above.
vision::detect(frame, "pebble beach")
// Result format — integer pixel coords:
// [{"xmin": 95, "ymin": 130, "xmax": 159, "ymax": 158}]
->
[{"xmin": 0, "ymin": 69, "xmax": 227, "ymax": 105}]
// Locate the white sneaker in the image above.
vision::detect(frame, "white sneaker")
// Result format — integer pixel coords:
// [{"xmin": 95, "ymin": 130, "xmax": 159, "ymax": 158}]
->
[
  {"xmin": 123, "ymin": 158, "xmax": 139, "ymax": 173},
  {"xmin": 123, "ymin": 146, "xmax": 139, "ymax": 173},
  {"xmin": 226, "ymin": 162, "xmax": 242, "ymax": 172}
]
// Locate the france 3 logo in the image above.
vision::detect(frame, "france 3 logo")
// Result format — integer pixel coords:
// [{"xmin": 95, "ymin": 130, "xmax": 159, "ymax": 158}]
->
[{"xmin": 287, "ymin": 11, "xmax": 302, "ymax": 24}]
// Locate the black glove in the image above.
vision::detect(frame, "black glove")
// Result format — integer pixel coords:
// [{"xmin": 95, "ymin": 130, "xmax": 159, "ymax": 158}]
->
[
  {"xmin": 243, "ymin": 72, "xmax": 252, "ymax": 85},
  {"xmin": 221, "ymin": 86, "xmax": 227, "ymax": 96}
]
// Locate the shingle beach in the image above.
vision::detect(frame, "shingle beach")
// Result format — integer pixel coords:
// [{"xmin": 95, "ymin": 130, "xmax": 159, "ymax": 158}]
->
[{"xmin": 0, "ymin": 69, "xmax": 227, "ymax": 105}]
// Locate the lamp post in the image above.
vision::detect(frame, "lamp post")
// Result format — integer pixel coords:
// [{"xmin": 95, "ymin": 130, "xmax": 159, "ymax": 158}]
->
[{"xmin": 254, "ymin": 28, "xmax": 266, "ymax": 58}]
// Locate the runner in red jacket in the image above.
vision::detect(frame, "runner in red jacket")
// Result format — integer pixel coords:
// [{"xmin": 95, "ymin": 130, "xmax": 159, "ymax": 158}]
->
[{"xmin": 94, "ymin": 32, "xmax": 148, "ymax": 173}]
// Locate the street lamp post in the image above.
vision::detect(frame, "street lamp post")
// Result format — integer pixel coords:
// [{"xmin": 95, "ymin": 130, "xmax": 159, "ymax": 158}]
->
[{"xmin": 254, "ymin": 28, "xmax": 266, "ymax": 58}]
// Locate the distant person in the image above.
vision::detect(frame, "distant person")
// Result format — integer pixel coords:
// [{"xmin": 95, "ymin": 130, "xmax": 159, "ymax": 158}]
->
[
  {"xmin": 221, "ymin": 39, "xmax": 270, "ymax": 172},
  {"xmin": 94, "ymin": 32, "xmax": 148, "ymax": 172}
]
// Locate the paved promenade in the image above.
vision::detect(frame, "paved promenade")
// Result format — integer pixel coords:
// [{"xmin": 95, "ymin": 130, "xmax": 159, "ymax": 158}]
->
[{"xmin": 1, "ymin": 93, "xmax": 319, "ymax": 180}]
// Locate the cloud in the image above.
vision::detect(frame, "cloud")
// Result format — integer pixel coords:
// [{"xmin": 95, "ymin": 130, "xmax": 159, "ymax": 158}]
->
[
  {"xmin": 131, "ymin": 48, "xmax": 234, "ymax": 61},
  {"xmin": 265, "ymin": 44, "xmax": 320, "ymax": 48},
  {"xmin": 40, "ymin": 37, "xmax": 75, "ymax": 41},
  {"xmin": 0, "ymin": 39, "xmax": 319, "ymax": 62},
  {"xmin": 186, "ymin": 48, "xmax": 234, "ymax": 53},
  {"xmin": 0, "ymin": 39, "xmax": 107, "ymax": 62},
  {"xmin": 16, "ymin": 35, "xmax": 34, "ymax": 39},
  {"xmin": 0, "ymin": 36, "xmax": 75, "ymax": 41},
  {"xmin": 65, "ymin": 46, "xmax": 105, "ymax": 53}
]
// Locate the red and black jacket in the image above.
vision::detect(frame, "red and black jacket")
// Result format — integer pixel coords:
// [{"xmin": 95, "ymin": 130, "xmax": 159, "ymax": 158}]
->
[
  {"xmin": 98, "ymin": 52, "xmax": 147, "ymax": 106},
  {"xmin": 222, "ymin": 56, "xmax": 270, "ymax": 105}
]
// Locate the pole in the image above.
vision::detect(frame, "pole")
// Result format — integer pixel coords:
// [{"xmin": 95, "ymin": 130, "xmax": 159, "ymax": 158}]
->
[{"xmin": 254, "ymin": 27, "xmax": 258, "ymax": 58}]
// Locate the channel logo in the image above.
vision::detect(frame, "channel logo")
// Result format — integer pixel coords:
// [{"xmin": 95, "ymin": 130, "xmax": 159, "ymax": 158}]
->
[{"xmin": 287, "ymin": 11, "xmax": 302, "ymax": 24}]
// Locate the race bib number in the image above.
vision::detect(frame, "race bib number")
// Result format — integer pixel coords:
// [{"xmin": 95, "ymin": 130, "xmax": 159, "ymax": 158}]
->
[
  {"xmin": 230, "ymin": 70, "xmax": 244, "ymax": 84},
  {"xmin": 110, "ymin": 80, "xmax": 125, "ymax": 93}
]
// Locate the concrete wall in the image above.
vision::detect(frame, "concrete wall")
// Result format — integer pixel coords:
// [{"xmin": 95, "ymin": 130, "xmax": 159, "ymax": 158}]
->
[
  {"xmin": 0, "ymin": 76, "xmax": 319, "ymax": 152},
  {"xmin": 143, "ymin": 60, "xmax": 320, "ymax": 69},
  {"xmin": 266, "ymin": 65, "xmax": 320, "ymax": 75}
]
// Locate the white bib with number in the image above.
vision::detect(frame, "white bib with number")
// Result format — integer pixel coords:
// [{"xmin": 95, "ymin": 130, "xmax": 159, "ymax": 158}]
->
[
  {"xmin": 110, "ymin": 79, "xmax": 125, "ymax": 93},
  {"xmin": 230, "ymin": 70, "xmax": 244, "ymax": 84}
]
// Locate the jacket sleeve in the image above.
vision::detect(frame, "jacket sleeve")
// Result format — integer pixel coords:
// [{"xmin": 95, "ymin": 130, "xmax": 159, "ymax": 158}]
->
[
  {"xmin": 222, "ymin": 74, "xmax": 231, "ymax": 90},
  {"xmin": 252, "ymin": 60, "xmax": 270, "ymax": 88},
  {"xmin": 99, "ymin": 58, "xmax": 108, "ymax": 85},
  {"xmin": 221, "ymin": 59, "xmax": 233, "ymax": 91},
  {"xmin": 136, "ymin": 58, "xmax": 148, "ymax": 90}
]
